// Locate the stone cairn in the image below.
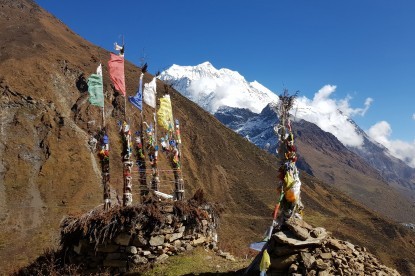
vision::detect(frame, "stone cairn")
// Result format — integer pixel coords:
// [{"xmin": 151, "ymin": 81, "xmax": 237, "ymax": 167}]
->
[
  {"xmin": 59, "ymin": 192, "xmax": 219, "ymax": 274},
  {"xmin": 255, "ymin": 218, "xmax": 400, "ymax": 276}
]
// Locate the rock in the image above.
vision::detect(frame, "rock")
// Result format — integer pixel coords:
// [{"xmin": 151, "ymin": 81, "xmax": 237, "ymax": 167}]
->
[
  {"xmin": 132, "ymin": 235, "xmax": 148, "ymax": 247},
  {"xmin": 326, "ymin": 238, "xmax": 347, "ymax": 250},
  {"xmin": 157, "ymin": 253, "xmax": 169, "ymax": 263},
  {"xmin": 218, "ymin": 251, "xmax": 235, "ymax": 261},
  {"xmin": 317, "ymin": 270, "xmax": 330, "ymax": 276},
  {"xmin": 274, "ymin": 230, "xmax": 324, "ymax": 246},
  {"xmin": 271, "ymin": 245, "xmax": 308, "ymax": 256},
  {"xmin": 316, "ymin": 259, "xmax": 330, "ymax": 270},
  {"xmin": 185, "ymin": 243, "xmax": 193, "ymax": 251},
  {"xmin": 226, "ymin": 254, "xmax": 236, "ymax": 262},
  {"xmin": 270, "ymin": 254, "xmax": 299, "ymax": 270},
  {"xmin": 319, "ymin": 252, "xmax": 332, "ymax": 260},
  {"xmin": 176, "ymin": 226, "xmax": 186, "ymax": 234},
  {"xmin": 147, "ymin": 254, "xmax": 157, "ymax": 259},
  {"xmin": 126, "ymin": 246, "xmax": 137, "ymax": 254},
  {"xmin": 132, "ymin": 255, "xmax": 148, "ymax": 265},
  {"xmin": 173, "ymin": 239, "xmax": 182, "ymax": 247},
  {"xmin": 288, "ymin": 263, "xmax": 298, "ymax": 273},
  {"xmin": 192, "ymin": 236, "xmax": 206, "ymax": 245},
  {"xmin": 286, "ymin": 219, "xmax": 311, "ymax": 240},
  {"xmin": 142, "ymin": 250, "xmax": 151, "ymax": 256},
  {"xmin": 301, "ymin": 252, "xmax": 316, "ymax": 269},
  {"xmin": 310, "ymin": 227, "xmax": 327, "ymax": 239},
  {"xmin": 115, "ymin": 233, "xmax": 131, "ymax": 246},
  {"xmin": 169, "ymin": 232, "xmax": 183, "ymax": 242},
  {"xmin": 344, "ymin": 241, "xmax": 355, "ymax": 251},
  {"xmin": 165, "ymin": 214, "xmax": 173, "ymax": 224},
  {"xmin": 149, "ymin": 235, "xmax": 165, "ymax": 246}
]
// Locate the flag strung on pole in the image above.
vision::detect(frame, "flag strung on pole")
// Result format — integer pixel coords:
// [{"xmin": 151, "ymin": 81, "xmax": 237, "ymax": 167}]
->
[
  {"xmin": 128, "ymin": 73, "xmax": 143, "ymax": 111},
  {"xmin": 108, "ymin": 53, "xmax": 126, "ymax": 96},
  {"xmin": 143, "ymin": 77, "xmax": 157, "ymax": 108},
  {"xmin": 157, "ymin": 94, "xmax": 174, "ymax": 131},
  {"xmin": 87, "ymin": 64, "xmax": 104, "ymax": 107}
]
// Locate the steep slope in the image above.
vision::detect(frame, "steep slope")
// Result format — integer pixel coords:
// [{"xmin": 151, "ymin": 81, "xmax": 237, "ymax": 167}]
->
[{"xmin": 0, "ymin": 0, "xmax": 414, "ymax": 275}]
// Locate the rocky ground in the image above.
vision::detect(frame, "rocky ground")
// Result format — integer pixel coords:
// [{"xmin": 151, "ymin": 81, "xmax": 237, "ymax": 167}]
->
[{"xmin": 247, "ymin": 218, "xmax": 401, "ymax": 275}]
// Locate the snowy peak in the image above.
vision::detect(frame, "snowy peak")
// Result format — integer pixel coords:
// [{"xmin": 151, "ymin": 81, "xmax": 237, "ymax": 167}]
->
[{"xmin": 158, "ymin": 62, "xmax": 279, "ymax": 114}]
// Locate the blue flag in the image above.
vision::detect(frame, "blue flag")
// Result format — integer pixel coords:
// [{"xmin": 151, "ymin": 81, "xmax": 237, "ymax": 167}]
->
[{"xmin": 129, "ymin": 73, "xmax": 143, "ymax": 110}]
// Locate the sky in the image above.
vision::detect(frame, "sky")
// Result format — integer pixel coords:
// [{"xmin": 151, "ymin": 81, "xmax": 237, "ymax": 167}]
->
[{"xmin": 35, "ymin": 0, "xmax": 415, "ymax": 159}]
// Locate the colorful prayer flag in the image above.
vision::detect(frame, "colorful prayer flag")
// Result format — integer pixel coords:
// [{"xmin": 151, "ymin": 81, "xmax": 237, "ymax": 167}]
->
[
  {"xmin": 129, "ymin": 73, "xmax": 143, "ymax": 111},
  {"xmin": 87, "ymin": 64, "xmax": 104, "ymax": 107},
  {"xmin": 157, "ymin": 95, "xmax": 174, "ymax": 131},
  {"xmin": 259, "ymin": 249, "xmax": 271, "ymax": 272},
  {"xmin": 108, "ymin": 53, "xmax": 126, "ymax": 96},
  {"xmin": 143, "ymin": 77, "xmax": 157, "ymax": 108}
]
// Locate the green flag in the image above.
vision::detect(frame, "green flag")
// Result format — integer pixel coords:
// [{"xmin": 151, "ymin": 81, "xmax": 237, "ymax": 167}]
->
[{"xmin": 87, "ymin": 73, "xmax": 104, "ymax": 107}]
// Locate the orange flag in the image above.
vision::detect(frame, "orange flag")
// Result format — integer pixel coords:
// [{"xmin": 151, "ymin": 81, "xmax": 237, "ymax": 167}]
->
[{"xmin": 108, "ymin": 53, "xmax": 126, "ymax": 96}]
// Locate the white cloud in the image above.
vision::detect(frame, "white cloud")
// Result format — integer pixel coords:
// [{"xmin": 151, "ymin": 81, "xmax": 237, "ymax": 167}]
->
[
  {"xmin": 295, "ymin": 85, "xmax": 373, "ymax": 148},
  {"xmin": 187, "ymin": 76, "xmax": 266, "ymax": 113},
  {"xmin": 412, "ymin": 113, "xmax": 415, "ymax": 121},
  {"xmin": 368, "ymin": 121, "xmax": 415, "ymax": 168}
]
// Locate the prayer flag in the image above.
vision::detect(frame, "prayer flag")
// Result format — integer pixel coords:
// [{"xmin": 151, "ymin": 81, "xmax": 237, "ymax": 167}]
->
[
  {"xmin": 143, "ymin": 77, "xmax": 157, "ymax": 108},
  {"xmin": 87, "ymin": 64, "xmax": 104, "ymax": 107},
  {"xmin": 157, "ymin": 95, "xmax": 174, "ymax": 131},
  {"xmin": 108, "ymin": 53, "xmax": 126, "ymax": 96},
  {"xmin": 129, "ymin": 73, "xmax": 143, "ymax": 111}
]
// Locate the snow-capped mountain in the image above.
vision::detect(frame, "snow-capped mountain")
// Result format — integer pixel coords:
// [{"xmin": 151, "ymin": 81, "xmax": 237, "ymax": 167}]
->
[
  {"xmin": 159, "ymin": 61, "xmax": 279, "ymax": 114},
  {"xmin": 159, "ymin": 62, "xmax": 415, "ymax": 197}
]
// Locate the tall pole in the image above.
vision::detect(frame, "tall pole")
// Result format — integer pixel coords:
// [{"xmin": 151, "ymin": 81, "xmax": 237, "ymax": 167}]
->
[
  {"xmin": 118, "ymin": 39, "xmax": 134, "ymax": 207},
  {"xmin": 150, "ymin": 111, "xmax": 160, "ymax": 191},
  {"xmin": 138, "ymin": 110, "xmax": 148, "ymax": 197},
  {"xmin": 98, "ymin": 62, "xmax": 110, "ymax": 211},
  {"xmin": 273, "ymin": 89, "xmax": 300, "ymax": 223}
]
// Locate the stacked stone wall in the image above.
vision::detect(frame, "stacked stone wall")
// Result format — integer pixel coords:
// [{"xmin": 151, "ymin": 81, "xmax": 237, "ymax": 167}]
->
[{"xmin": 61, "ymin": 199, "xmax": 219, "ymax": 273}]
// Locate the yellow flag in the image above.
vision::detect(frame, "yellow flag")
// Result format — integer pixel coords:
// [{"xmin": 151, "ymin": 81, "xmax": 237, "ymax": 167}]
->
[
  {"xmin": 157, "ymin": 95, "xmax": 174, "ymax": 131},
  {"xmin": 259, "ymin": 249, "xmax": 271, "ymax": 271}
]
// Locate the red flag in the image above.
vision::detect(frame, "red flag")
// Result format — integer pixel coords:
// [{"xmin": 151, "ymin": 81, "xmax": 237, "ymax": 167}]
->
[{"xmin": 108, "ymin": 53, "xmax": 126, "ymax": 96}]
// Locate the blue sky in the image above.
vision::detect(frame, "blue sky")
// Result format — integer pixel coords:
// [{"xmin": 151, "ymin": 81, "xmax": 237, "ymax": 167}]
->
[{"xmin": 35, "ymin": 0, "xmax": 415, "ymax": 144}]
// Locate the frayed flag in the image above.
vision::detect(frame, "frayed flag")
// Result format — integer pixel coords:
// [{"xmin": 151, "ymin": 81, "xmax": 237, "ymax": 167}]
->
[{"xmin": 143, "ymin": 77, "xmax": 157, "ymax": 108}]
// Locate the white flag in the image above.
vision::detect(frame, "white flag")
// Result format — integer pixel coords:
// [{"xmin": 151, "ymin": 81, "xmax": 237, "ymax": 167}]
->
[
  {"xmin": 114, "ymin": 42, "xmax": 123, "ymax": 51},
  {"xmin": 96, "ymin": 63, "xmax": 102, "ymax": 76},
  {"xmin": 143, "ymin": 77, "xmax": 157, "ymax": 108}
]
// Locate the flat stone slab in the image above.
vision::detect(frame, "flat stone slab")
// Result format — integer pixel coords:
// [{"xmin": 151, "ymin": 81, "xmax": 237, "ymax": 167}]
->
[{"xmin": 273, "ymin": 230, "xmax": 327, "ymax": 246}]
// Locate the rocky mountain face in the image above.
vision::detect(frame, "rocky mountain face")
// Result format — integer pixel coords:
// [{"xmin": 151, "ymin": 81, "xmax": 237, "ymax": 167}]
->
[{"xmin": 1, "ymin": 0, "xmax": 414, "ymax": 275}]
